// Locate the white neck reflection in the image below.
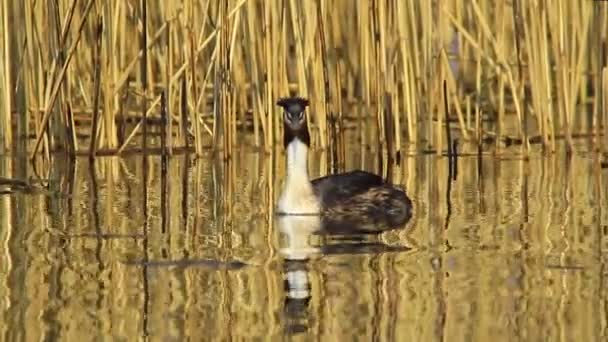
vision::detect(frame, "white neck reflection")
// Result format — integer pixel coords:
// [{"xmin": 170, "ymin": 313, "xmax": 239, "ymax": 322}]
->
[{"xmin": 277, "ymin": 215, "xmax": 321, "ymax": 261}]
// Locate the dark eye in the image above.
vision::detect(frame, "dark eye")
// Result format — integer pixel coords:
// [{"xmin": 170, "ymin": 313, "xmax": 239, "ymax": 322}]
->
[{"xmin": 298, "ymin": 112, "xmax": 304, "ymax": 120}]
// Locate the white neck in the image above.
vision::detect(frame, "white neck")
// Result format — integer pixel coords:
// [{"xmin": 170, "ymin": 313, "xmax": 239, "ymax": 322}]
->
[
  {"xmin": 277, "ymin": 138, "xmax": 320, "ymax": 215},
  {"xmin": 286, "ymin": 138, "xmax": 309, "ymax": 181}
]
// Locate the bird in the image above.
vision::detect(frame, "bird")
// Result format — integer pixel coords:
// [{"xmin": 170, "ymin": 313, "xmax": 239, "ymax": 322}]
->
[{"xmin": 276, "ymin": 96, "xmax": 412, "ymax": 234}]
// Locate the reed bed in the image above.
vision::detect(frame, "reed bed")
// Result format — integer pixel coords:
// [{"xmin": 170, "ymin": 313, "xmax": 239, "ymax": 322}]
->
[{"xmin": 0, "ymin": 0, "xmax": 606, "ymax": 160}]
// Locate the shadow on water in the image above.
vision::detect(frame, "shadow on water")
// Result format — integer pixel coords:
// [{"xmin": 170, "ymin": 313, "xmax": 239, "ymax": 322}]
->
[{"xmin": 0, "ymin": 138, "xmax": 607, "ymax": 340}]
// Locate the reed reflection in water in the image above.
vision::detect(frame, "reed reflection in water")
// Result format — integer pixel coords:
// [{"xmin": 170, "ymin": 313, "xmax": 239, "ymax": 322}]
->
[{"xmin": 0, "ymin": 141, "xmax": 607, "ymax": 341}]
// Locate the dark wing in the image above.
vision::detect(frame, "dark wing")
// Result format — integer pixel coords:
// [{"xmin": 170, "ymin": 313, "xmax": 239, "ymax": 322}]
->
[
  {"xmin": 311, "ymin": 170, "xmax": 385, "ymax": 206},
  {"xmin": 311, "ymin": 170, "xmax": 412, "ymax": 234},
  {"xmin": 318, "ymin": 185, "xmax": 412, "ymax": 234}
]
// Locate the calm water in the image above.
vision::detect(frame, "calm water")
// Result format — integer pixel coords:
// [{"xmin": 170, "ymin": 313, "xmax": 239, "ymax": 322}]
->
[{"xmin": 0, "ymin": 141, "xmax": 607, "ymax": 341}]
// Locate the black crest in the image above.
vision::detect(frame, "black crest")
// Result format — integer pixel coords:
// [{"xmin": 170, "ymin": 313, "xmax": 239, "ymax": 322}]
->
[{"xmin": 277, "ymin": 97, "xmax": 311, "ymax": 147}]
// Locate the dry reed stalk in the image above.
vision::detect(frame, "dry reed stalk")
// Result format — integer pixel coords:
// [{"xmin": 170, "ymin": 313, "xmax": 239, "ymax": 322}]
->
[
  {"xmin": 604, "ymin": 67, "xmax": 608, "ymax": 151},
  {"xmin": 289, "ymin": 0, "xmax": 308, "ymax": 96},
  {"xmin": 140, "ymin": 0, "xmax": 150, "ymax": 158},
  {"xmin": 195, "ymin": 44, "xmax": 217, "ymax": 135},
  {"xmin": 0, "ymin": 0, "xmax": 12, "ymax": 151},
  {"xmin": 89, "ymin": 17, "xmax": 103, "ymax": 159},
  {"xmin": 592, "ymin": 5, "xmax": 603, "ymax": 153},
  {"xmin": 316, "ymin": 0, "xmax": 331, "ymax": 150},
  {"xmin": 443, "ymin": 9, "xmax": 500, "ymax": 71},
  {"xmin": 474, "ymin": 28, "xmax": 482, "ymax": 149},
  {"xmin": 435, "ymin": 51, "xmax": 445, "ymax": 156},
  {"xmin": 475, "ymin": 103, "xmax": 481, "ymax": 150},
  {"xmin": 496, "ymin": 70, "xmax": 505, "ymax": 154},
  {"xmin": 187, "ymin": 20, "xmax": 202, "ymax": 155},
  {"xmin": 272, "ymin": 1, "xmax": 285, "ymax": 147},
  {"xmin": 448, "ymin": 4, "xmax": 521, "ymax": 145},
  {"xmin": 211, "ymin": 13, "xmax": 226, "ymax": 156},
  {"xmin": 244, "ymin": 0, "xmax": 261, "ymax": 148},
  {"xmin": 470, "ymin": 0, "xmax": 514, "ymax": 147},
  {"xmin": 426, "ymin": 13, "xmax": 437, "ymax": 152},
  {"xmin": 441, "ymin": 53, "xmax": 468, "ymax": 141},
  {"xmin": 263, "ymin": 1, "xmax": 273, "ymax": 152},
  {"xmin": 160, "ymin": 91, "xmax": 167, "ymax": 154},
  {"xmin": 536, "ymin": 3, "xmax": 555, "ymax": 152},
  {"xmin": 448, "ymin": 2, "xmax": 520, "ymax": 145},
  {"xmin": 373, "ymin": 0, "xmax": 386, "ymax": 150},
  {"xmin": 602, "ymin": 5, "xmax": 608, "ymax": 155},
  {"xmin": 52, "ymin": 0, "xmax": 76, "ymax": 153},
  {"xmin": 511, "ymin": 0, "xmax": 528, "ymax": 153},
  {"xmin": 112, "ymin": 21, "xmax": 168, "ymax": 98},
  {"xmin": 228, "ymin": 2, "xmax": 241, "ymax": 150},
  {"xmin": 218, "ymin": 0, "xmax": 232, "ymax": 159},
  {"xmin": 522, "ymin": 2, "xmax": 545, "ymax": 149},
  {"xmin": 180, "ymin": 75, "xmax": 188, "ymax": 148},
  {"xmin": 465, "ymin": 95, "xmax": 471, "ymax": 130},
  {"xmin": 312, "ymin": 55, "xmax": 328, "ymax": 150},
  {"xmin": 30, "ymin": 0, "xmax": 95, "ymax": 160},
  {"xmin": 166, "ymin": 17, "xmax": 174, "ymax": 156},
  {"xmin": 47, "ymin": 1, "xmax": 63, "ymax": 150},
  {"xmin": 359, "ymin": 0, "xmax": 370, "ymax": 149},
  {"xmin": 547, "ymin": 1, "xmax": 592, "ymax": 153},
  {"xmin": 336, "ymin": 60, "xmax": 346, "ymax": 166},
  {"xmin": 211, "ymin": 6, "xmax": 221, "ymax": 152},
  {"xmin": 23, "ymin": 0, "xmax": 39, "ymax": 149},
  {"xmin": 443, "ymin": 80, "xmax": 452, "ymax": 157},
  {"xmin": 397, "ymin": 0, "xmax": 418, "ymax": 144}
]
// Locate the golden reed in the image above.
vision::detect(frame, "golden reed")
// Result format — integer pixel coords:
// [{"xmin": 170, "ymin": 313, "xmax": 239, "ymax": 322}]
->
[{"xmin": 0, "ymin": 0, "xmax": 606, "ymax": 160}]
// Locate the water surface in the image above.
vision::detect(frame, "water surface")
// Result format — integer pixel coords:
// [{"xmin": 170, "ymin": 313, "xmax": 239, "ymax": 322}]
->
[{"xmin": 0, "ymin": 141, "xmax": 607, "ymax": 341}]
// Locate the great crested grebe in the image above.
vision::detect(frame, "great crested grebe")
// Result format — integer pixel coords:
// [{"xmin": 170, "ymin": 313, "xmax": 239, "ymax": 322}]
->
[{"xmin": 276, "ymin": 97, "xmax": 412, "ymax": 233}]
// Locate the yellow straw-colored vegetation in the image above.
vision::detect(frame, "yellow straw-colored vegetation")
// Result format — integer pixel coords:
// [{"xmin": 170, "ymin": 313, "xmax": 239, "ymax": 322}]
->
[{"xmin": 0, "ymin": 0, "xmax": 606, "ymax": 159}]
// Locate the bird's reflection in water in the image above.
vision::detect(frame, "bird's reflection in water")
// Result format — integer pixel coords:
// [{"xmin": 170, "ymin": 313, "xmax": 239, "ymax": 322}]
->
[{"xmin": 276, "ymin": 214, "xmax": 411, "ymax": 335}]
